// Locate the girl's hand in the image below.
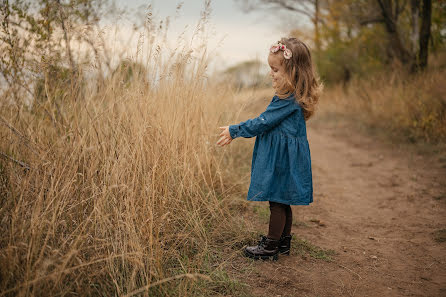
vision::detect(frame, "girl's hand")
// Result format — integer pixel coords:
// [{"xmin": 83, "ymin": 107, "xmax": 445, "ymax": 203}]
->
[{"xmin": 217, "ymin": 126, "xmax": 233, "ymax": 146}]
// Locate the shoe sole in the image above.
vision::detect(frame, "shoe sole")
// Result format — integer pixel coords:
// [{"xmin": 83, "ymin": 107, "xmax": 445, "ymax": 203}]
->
[
  {"xmin": 243, "ymin": 249, "xmax": 279, "ymax": 261},
  {"xmin": 279, "ymin": 247, "xmax": 290, "ymax": 255}
]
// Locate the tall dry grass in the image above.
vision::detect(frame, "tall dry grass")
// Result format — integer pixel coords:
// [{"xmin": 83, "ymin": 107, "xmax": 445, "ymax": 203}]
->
[
  {"xmin": 317, "ymin": 64, "xmax": 446, "ymax": 144},
  {"xmin": 0, "ymin": 25, "xmax": 255, "ymax": 297}
]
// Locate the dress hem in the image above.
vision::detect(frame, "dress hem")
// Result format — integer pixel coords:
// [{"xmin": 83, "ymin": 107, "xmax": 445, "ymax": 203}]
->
[{"xmin": 247, "ymin": 191, "xmax": 313, "ymax": 206}]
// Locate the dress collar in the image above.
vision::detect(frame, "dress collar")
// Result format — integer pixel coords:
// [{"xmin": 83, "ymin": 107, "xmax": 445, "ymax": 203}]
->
[{"xmin": 274, "ymin": 92, "xmax": 295, "ymax": 100}]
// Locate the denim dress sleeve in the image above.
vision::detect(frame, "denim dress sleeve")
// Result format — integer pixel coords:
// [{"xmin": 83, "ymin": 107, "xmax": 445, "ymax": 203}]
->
[{"xmin": 229, "ymin": 96, "xmax": 300, "ymax": 139}]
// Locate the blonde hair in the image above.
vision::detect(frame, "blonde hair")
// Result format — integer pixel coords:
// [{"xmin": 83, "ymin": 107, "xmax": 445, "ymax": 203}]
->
[{"xmin": 272, "ymin": 37, "xmax": 323, "ymax": 121}]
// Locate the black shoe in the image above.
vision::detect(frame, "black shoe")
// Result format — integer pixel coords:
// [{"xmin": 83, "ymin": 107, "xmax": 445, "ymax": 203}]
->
[
  {"xmin": 244, "ymin": 235, "xmax": 279, "ymax": 261},
  {"xmin": 278, "ymin": 234, "xmax": 292, "ymax": 255}
]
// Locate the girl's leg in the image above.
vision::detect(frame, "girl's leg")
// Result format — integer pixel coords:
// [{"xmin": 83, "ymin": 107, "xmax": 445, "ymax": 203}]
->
[
  {"xmin": 267, "ymin": 201, "xmax": 287, "ymax": 240},
  {"xmin": 282, "ymin": 205, "xmax": 293, "ymax": 237}
]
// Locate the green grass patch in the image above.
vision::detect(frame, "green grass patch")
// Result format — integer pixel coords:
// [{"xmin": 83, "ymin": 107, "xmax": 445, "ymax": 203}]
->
[
  {"xmin": 203, "ymin": 269, "xmax": 252, "ymax": 297},
  {"xmin": 292, "ymin": 219, "xmax": 310, "ymax": 228},
  {"xmin": 293, "ymin": 238, "xmax": 336, "ymax": 262}
]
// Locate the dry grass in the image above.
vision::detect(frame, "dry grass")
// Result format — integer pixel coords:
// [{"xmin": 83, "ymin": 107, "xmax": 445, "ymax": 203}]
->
[
  {"xmin": 1, "ymin": 4, "xmax": 444, "ymax": 294},
  {"xmin": 0, "ymin": 34, "xmax": 258, "ymax": 296},
  {"xmin": 0, "ymin": 3, "xmax": 264, "ymax": 295},
  {"xmin": 3, "ymin": 57, "xmax": 444, "ymax": 295},
  {"xmin": 316, "ymin": 65, "xmax": 446, "ymax": 144}
]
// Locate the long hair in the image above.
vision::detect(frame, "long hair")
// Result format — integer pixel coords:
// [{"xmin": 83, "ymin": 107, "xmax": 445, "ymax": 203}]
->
[{"xmin": 272, "ymin": 37, "xmax": 323, "ymax": 121}]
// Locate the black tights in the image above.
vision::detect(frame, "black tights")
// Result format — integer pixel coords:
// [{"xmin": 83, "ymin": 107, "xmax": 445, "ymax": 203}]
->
[{"xmin": 267, "ymin": 201, "xmax": 293, "ymax": 240}]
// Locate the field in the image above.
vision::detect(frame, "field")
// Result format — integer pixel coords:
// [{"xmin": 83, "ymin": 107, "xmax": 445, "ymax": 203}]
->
[{"xmin": 1, "ymin": 3, "xmax": 446, "ymax": 295}]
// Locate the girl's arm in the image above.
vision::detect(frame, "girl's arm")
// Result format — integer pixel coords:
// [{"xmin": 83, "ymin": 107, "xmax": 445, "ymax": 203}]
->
[{"xmin": 229, "ymin": 98, "xmax": 300, "ymax": 139}]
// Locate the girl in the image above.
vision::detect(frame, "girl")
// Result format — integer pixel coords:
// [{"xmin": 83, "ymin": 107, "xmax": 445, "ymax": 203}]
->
[{"xmin": 216, "ymin": 37, "xmax": 322, "ymax": 261}]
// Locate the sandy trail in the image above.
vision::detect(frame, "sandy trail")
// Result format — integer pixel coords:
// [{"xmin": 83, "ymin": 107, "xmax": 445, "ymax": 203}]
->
[{"xmin": 230, "ymin": 105, "xmax": 446, "ymax": 297}]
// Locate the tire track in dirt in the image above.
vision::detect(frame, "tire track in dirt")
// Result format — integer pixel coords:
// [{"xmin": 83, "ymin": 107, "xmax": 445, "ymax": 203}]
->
[{"xmin": 231, "ymin": 116, "xmax": 446, "ymax": 297}]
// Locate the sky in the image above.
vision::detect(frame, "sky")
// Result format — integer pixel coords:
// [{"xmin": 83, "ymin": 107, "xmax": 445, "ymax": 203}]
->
[{"xmin": 113, "ymin": 0, "xmax": 305, "ymax": 72}]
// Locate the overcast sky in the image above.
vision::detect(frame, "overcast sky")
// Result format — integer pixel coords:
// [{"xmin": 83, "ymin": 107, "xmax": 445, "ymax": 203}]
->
[{"xmin": 114, "ymin": 0, "xmax": 303, "ymax": 71}]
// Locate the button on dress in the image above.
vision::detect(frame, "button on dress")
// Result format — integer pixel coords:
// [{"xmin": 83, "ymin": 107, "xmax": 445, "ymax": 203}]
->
[{"xmin": 229, "ymin": 93, "xmax": 313, "ymax": 205}]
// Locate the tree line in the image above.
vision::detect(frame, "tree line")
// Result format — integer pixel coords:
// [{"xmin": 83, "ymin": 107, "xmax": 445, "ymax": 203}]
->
[{"xmin": 239, "ymin": 0, "xmax": 445, "ymax": 84}]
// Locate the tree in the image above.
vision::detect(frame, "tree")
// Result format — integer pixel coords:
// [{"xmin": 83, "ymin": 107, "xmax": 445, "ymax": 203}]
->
[
  {"xmin": 238, "ymin": 0, "xmax": 324, "ymax": 51},
  {"xmin": 238, "ymin": 0, "xmax": 440, "ymax": 75},
  {"xmin": 418, "ymin": 0, "xmax": 432, "ymax": 70},
  {"xmin": 356, "ymin": 0, "xmax": 432, "ymax": 71},
  {"xmin": 0, "ymin": 0, "xmax": 111, "ymax": 106}
]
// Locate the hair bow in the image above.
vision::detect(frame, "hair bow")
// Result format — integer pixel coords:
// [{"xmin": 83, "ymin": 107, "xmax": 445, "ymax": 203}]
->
[{"xmin": 270, "ymin": 42, "xmax": 292, "ymax": 59}]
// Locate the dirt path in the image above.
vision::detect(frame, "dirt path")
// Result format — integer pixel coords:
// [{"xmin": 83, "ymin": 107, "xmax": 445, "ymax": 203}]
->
[{"xmin": 228, "ymin": 105, "xmax": 446, "ymax": 297}]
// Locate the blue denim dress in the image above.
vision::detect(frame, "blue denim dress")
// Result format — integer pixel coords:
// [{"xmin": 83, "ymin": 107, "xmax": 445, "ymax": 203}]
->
[{"xmin": 229, "ymin": 93, "xmax": 313, "ymax": 205}]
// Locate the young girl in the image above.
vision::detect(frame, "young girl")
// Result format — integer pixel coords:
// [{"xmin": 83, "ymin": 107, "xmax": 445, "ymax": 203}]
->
[{"xmin": 216, "ymin": 37, "xmax": 322, "ymax": 261}]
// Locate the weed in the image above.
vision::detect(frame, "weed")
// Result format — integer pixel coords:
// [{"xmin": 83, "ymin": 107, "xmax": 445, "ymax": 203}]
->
[
  {"xmin": 293, "ymin": 219, "xmax": 310, "ymax": 228},
  {"xmin": 293, "ymin": 238, "xmax": 336, "ymax": 262}
]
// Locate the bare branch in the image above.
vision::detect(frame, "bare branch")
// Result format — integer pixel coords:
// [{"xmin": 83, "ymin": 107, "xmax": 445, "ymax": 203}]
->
[
  {"xmin": 376, "ymin": 0, "xmax": 393, "ymax": 19},
  {"xmin": 57, "ymin": 0, "xmax": 76, "ymax": 74},
  {"xmin": 395, "ymin": 0, "xmax": 408, "ymax": 18},
  {"xmin": 359, "ymin": 15, "xmax": 385, "ymax": 25},
  {"xmin": 264, "ymin": 0, "xmax": 314, "ymax": 20}
]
